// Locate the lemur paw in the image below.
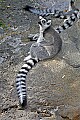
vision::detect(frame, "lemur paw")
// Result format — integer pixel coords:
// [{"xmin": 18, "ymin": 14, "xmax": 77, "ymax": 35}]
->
[{"xmin": 28, "ymin": 33, "xmax": 39, "ymax": 41}]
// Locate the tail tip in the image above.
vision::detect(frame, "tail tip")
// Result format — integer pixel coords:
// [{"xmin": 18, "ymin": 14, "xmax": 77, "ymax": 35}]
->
[
  {"xmin": 19, "ymin": 98, "xmax": 27, "ymax": 108},
  {"xmin": 23, "ymin": 5, "xmax": 32, "ymax": 11}
]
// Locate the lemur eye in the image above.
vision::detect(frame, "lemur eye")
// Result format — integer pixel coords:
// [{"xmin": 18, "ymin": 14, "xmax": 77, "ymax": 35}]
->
[{"xmin": 41, "ymin": 20, "xmax": 46, "ymax": 24}]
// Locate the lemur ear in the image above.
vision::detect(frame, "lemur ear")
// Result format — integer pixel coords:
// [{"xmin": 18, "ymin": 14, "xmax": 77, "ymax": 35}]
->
[{"xmin": 39, "ymin": 16, "xmax": 43, "ymax": 20}]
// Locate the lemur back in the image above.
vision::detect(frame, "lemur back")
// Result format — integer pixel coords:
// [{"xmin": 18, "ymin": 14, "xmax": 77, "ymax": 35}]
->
[{"xmin": 16, "ymin": 16, "xmax": 62, "ymax": 107}]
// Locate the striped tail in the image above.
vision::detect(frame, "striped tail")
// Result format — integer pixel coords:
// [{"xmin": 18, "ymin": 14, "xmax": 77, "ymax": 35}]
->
[
  {"xmin": 55, "ymin": 9, "xmax": 79, "ymax": 34},
  {"xmin": 23, "ymin": 1, "xmax": 78, "ymax": 19},
  {"xmin": 23, "ymin": 5, "xmax": 54, "ymax": 16},
  {"xmin": 23, "ymin": 5, "xmax": 72, "ymax": 19},
  {"xmin": 16, "ymin": 57, "xmax": 39, "ymax": 107}
]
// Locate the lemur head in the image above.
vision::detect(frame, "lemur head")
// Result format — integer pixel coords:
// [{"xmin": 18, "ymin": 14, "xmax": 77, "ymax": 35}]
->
[{"xmin": 38, "ymin": 16, "xmax": 51, "ymax": 32}]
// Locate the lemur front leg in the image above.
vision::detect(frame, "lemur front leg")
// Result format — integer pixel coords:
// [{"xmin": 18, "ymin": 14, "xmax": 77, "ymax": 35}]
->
[{"xmin": 28, "ymin": 33, "xmax": 39, "ymax": 41}]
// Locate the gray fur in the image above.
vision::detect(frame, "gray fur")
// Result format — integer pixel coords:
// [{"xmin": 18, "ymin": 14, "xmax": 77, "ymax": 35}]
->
[{"xmin": 30, "ymin": 27, "xmax": 62, "ymax": 60}]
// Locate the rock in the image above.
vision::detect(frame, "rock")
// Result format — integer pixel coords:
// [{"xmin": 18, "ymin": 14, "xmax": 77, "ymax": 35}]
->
[
  {"xmin": 59, "ymin": 41, "xmax": 80, "ymax": 68},
  {"xmin": 57, "ymin": 105, "xmax": 80, "ymax": 120}
]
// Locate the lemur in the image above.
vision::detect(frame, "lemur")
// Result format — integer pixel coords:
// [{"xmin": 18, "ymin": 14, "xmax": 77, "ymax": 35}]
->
[
  {"xmin": 16, "ymin": 16, "xmax": 62, "ymax": 108},
  {"xmin": 16, "ymin": 0, "xmax": 79, "ymax": 108}
]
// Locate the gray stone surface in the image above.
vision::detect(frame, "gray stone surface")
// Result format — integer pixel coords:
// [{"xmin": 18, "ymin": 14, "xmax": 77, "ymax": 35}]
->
[{"xmin": 0, "ymin": 0, "xmax": 80, "ymax": 120}]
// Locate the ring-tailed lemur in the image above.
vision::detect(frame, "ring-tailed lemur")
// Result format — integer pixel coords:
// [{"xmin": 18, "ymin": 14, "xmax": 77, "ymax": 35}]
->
[
  {"xmin": 23, "ymin": 0, "xmax": 79, "ymax": 19},
  {"xmin": 16, "ymin": 0, "xmax": 80, "ymax": 108},
  {"xmin": 16, "ymin": 7, "xmax": 79, "ymax": 108},
  {"xmin": 16, "ymin": 16, "xmax": 63, "ymax": 107}
]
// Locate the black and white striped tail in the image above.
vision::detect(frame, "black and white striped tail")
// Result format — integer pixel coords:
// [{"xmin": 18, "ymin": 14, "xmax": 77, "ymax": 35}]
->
[
  {"xmin": 16, "ymin": 57, "xmax": 39, "ymax": 107},
  {"xmin": 23, "ymin": 5, "xmax": 52, "ymax": 16},
  {"xmin": 55, "ymin": 9, "xmax": 79, "ymax": 34},
  {"xmin": 23, "ymin": 0, "xmax": 78, "ymax": 19},
  {"xmin": 23, "ymin": 5, "xmax": 75, "ymax": 19}
]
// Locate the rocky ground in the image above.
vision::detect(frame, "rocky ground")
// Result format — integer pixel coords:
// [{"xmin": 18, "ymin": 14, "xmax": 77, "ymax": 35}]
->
[{"xmin": 0, "ymin": 0, "xmax": 80, "ymax": 120}]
